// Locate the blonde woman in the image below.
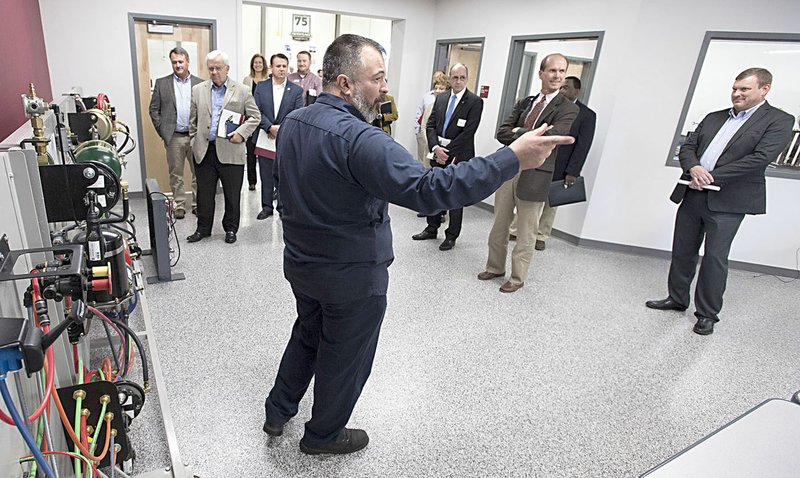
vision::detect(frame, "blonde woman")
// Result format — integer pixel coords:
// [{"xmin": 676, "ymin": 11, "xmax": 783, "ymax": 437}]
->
[
  {"xmin": 415, "ymin": 71, "xmax": 449, "ymax": 167},
  {"xmin": 243, "ymin": 53, "xmax": 268, "ymax": 190}
]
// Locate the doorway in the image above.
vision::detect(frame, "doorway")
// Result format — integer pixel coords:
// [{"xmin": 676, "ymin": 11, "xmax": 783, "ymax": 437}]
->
[
  {"xmin": 497, "ymin": 32, "xmax": 603, "ymax": 131},
  {"xmin": 128, "ymin": 14, "xmax": 216, "ymax": 195},
  {"xmin": 432, "ymin": 38, "xmax": 484, "ymax": 93}
]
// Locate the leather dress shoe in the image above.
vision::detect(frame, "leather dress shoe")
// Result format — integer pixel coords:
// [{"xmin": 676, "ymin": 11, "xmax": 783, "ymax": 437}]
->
[
  {"xmin": 499, "ymin": 281, "xmax": 523, "ymax": 293},
  {"xmin": 225, "ymin": 231, "xmax": 237, "ymax": 244},
  {"xmin": 175, "ymin": 208, "xmax": 186, "ymax": 219},
  {"xmin": 439, "ymin": 238, "xmax": 456, "ymax": 251},
  {"xmin": 249, "ymin": 184, "xmax": 256, "ymax": 191},
  {"xmin": 509, "ymin": 234, "xmax": 517, "ymax": 241},
  {"xmin": 262, "ymin": 419, "xmax": 284, "ymax": 437},
  {"xmin": 478, "ymin": 271, "xmax": 505, "ymax": 280},
  {"xmin": 535, "ymin": 240, "xmax": 546, "ymax": 251},
  {"xmin": 300, "ymin": 428, "xmax": 369, "ymax": 455},
  {"xmin": 256, "ymin": 208, "xmax": 273, "ymax": 220},
  {"xmin": 412, "ymin": 230, "xmax": 437, "ymax": 240},
  {"xmin": 693, "ymin": 317, "xmax": 718, "ymax": 336},
  {"xmin": 186, "ymin": 231, "xmax": 209, "ymax": 243},
  {"xmin": 645, "ymin": 297, "xmax": 687, "ymax": 311}
]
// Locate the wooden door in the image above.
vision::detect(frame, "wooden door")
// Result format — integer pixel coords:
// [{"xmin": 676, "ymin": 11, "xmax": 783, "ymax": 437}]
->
[{"xmin": 133, "ymin": 21, "xmax": 211, "ymax": 194}]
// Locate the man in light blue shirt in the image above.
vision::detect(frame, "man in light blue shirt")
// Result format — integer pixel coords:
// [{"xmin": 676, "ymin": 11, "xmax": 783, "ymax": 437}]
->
[
  {"xmin": 149, "ymin": 47, "xmax": 202, "ymax": 218},
  {"xmin": 647, "ymin": 68, "xmax": 794, "ymax": 335}
]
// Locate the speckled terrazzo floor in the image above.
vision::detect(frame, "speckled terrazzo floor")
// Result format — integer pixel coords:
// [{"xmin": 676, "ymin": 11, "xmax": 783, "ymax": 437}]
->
[{"xmin": 125, "ymin": 186, "xmax": 800, "ymax": 477}]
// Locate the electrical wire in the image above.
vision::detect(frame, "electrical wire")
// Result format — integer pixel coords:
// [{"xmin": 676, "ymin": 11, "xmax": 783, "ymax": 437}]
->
[
  {"xmin": 49, "ymin": 371, "xmax": 112, "ymax": 463},
  {"xmin": 751, "ymin": 246, "xmax": 800, "ymax": 283},
  {"xmin": 100, "ymin": 319, "xmax": 122, "ymax": 378},
  {"xmin": 75, "ymin": 359, "xmax": 84, "ymax": 478},
  {"xmin": 88, "ymin": 307, "xmax": 148, "ymax": 389},
  {"xmin": 147, "ymin": 191, "xmax": 181, "ymax": 267},
  {"xmin": 0, "ymin": 376, "xmax": 57, "ymax": 478},
  {"xmin": 20, "ymin": 451, "xmax": 96, "ymax": 478},
  {"xmin": 0, "ymin": 332, "xmax": 55, "ymax": 425}
]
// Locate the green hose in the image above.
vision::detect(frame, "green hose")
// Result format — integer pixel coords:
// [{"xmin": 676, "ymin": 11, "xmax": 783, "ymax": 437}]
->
[
  {"xmin": 89, "ymin": 398, "xmax": 108, "ymax": 455},
  {"xmin": 74, "ymin": 357, "xmax": 84, "ymax": 478}
]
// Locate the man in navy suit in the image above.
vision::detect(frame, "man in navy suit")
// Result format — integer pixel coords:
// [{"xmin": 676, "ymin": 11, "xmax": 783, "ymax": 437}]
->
[
  {"xmin": 253, "ymin": 53, "xmax": 304, "ymax": 219},
  {"xmin": 535, "ymin": 75, "xmax": 596, "ymax": 251},
  {"xmin": 412, "ymin": 63, "xmax": 484, "ymax": 251},
  {"xmin": 646, "ymin": 67, "xmax": 794, "ymax": 335}
]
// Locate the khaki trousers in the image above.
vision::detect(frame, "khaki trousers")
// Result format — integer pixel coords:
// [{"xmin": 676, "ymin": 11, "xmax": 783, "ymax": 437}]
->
[
  {"xmin": 415, "ymin": 130, "xmax": 431, "ymax": 168},
  {"xmin": 486, "ymin": 174, "xmax": 544, "ymax": 285},
  {"xmin": 165, "ymin": 133, "xmax": 197, "ymax": 211},
  {"xmin": 536, "ymin": 203, "xmax": 558, "ymax": 241}
]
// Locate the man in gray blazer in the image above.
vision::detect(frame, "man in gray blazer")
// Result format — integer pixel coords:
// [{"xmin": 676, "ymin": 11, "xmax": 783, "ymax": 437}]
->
[
  {"xmin": 187, "ymin": 50, "xmax": 260, "ymax": 244},
  {"xmin": 148, "ymin": 47, "xmax": 203, "ymax": 219},
  {"xmin": 647, "ymin": 67, "xmax": 794, "ymax": 335},
  {"xmin": 478, "ymin": 53, "xmax": 578, "ymax": 293}
]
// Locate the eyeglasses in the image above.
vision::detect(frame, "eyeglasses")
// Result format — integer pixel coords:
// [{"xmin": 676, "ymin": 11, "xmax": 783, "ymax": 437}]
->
[{"xmin": 208, "ymin": 66, "xmax": 227, "ymax": 72}]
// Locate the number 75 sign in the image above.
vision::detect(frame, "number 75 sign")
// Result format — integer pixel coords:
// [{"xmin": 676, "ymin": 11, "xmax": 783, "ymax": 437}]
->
[{"xmin": 292, "ymin": 14, "xmax": 311, "ymax": 40}]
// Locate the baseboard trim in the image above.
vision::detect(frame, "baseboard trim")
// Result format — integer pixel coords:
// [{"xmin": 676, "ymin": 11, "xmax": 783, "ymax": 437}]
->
[
  {"xmin": 476, "ymin": 202, "xmax": 799, "ymax": 279},
  {"xmin": 551, "ymin": 229, "xmax": 799, "ymax": 279}
]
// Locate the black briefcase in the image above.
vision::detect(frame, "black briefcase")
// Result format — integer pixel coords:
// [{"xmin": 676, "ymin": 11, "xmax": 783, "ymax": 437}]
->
[{"xmin": 548, "ymin": 176, "xmax": 586, "ymax": 207}]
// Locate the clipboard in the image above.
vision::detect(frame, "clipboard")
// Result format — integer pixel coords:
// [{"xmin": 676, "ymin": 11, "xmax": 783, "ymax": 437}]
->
[
  {"xmin": 218, "ymin": 109, "xmax": 244, "ymax": 139},
  {"xmin": 254, "ymin": 129, "xmax": 276, "ymax": 159}
]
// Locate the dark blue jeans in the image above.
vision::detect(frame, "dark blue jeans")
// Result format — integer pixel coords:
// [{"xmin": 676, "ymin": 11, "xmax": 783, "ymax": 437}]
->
[
  {"xmin": 257, "ymin": 156, "xmax": 275, "ymax": 212},
  {"xmin": 265, "ymin": 290, "xmax": 387, "ymax": 445}
]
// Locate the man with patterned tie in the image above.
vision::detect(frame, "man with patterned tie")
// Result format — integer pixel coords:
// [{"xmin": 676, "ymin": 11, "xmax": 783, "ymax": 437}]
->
[
  {"xmin": 412, "ymin": 63, "xmax": 484, "ymax": 251},
  {"xmin": 478, "ymin": 53, "xmax": 578, "ymax": 293}
]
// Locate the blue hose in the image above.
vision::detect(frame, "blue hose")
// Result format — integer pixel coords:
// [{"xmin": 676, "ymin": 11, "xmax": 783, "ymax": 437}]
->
[{"xmin": 0, "ymin": 375, "xmax": 56, "ymax": 478}]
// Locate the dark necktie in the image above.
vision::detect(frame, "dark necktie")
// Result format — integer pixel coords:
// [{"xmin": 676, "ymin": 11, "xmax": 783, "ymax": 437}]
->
[{"xmin": 523, "ymin": 95, "xmax": 547, "ymax": 129}]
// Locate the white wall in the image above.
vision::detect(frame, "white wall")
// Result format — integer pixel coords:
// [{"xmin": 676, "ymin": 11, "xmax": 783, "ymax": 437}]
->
[
  {"xmin": 241, "ymin": 0, "xmax": 436, "ymax": 154},
  {"xmin": 432, "ymin": 0, "xmax": 800, "ymax": 271},
  {"xmin": 37, "ymin": 0, "xmax": 800, "ymax": 271},
  {"xmin": 682, "ymin": 40, "xmax": 800, "ymax": 136},
  {"xmin": 39, "ymin": 0, "xmax": 434, "ymax": 193}
]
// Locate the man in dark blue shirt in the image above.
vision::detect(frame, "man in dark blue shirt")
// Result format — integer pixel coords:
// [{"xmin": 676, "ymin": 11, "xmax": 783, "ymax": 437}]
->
[{"xmin": 263, "ymin": 34, "xmax": 574, "ymax": 455}]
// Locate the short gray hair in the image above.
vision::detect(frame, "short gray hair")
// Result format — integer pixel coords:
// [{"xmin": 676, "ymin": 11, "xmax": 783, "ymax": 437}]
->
[{"xmin": 206, "ymin": 50, "xmax": 229, "ymax": 66}]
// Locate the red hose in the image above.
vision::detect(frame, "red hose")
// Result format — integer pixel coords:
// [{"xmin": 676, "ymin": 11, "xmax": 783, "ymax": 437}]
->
[{"xmin": 96, "ymin": 93, "xmax": 108, "ymax": 110}]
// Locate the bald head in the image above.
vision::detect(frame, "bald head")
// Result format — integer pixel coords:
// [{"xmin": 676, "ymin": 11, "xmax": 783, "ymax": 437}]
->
[{"xmin": 449, "ymin": 63, "xmax": 468, "ymax": 94}]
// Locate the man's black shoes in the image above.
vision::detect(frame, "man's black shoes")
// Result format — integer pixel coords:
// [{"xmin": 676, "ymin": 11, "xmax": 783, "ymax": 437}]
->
[
  {"xmin": 645, "ymin": 297, "xmax": 687, "ymax": 311},
  {"xmin": 256, "ymin": 208, "xmax": 273, "ymax": 220},
  {"xmin": 225, "ymin": 231, "xmax": 237, "ymax": 244},
  {"xmin": 299, "ymin": 428, "xmax": 369, "ymax": 455},
  {"xmin": 412, "ymin": 230, "xmax": 437, "ymax": 240},
  {"xmin": 693, "ymin": 317, "xmax": 718, "ymax": 335},
  {"xmin": 186, "ymin": 231, "xmax": 209, "ymax": 243},
  {"xmin": 262, "ymin": 419, "xmax": 284, "ymax": 437},
  {"xmin": 439, "ymin": 238, "xmax": 456, "ymax": 251}
]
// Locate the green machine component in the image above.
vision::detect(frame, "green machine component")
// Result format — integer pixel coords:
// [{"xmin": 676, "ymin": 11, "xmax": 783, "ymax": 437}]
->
[{"xmin": 73, "ymin": 140, "xmax": 122, "ymax": 178}]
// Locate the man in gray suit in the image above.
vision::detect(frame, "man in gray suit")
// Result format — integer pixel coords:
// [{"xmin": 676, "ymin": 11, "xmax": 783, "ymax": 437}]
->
[
  {"xmin": 187, "ymin": 50, "xmax": 260, "ymax": 244},
  {"xmin": 148, "ymin": 47, "xmax": 203, "ymax": 219},
  {"xmin": 647, "ymin": 67, "xmax": 794, "ymax": 335},
  {"xmin": 478, "ymin": 53, "xmax": 578, "ymax": 293}
]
